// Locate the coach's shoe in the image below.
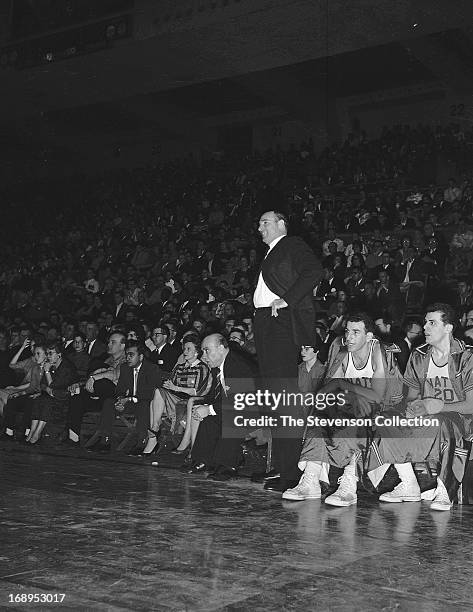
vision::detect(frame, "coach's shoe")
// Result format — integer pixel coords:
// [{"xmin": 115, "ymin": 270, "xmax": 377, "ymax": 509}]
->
[
  {"xmin": 430, "ymin": 479, "xmax": 453, "ymax": 512},
  {"xmin": 264, "ymin": 478, "xmax": 298, "ymax": 493},
  {"xmin": 324, "ymin": 466, "xmax": 357, "ymax": 507},
  {"xmin": 379, "ymin": 480, "xmax": 421, "ymax": 503},
  {"xmin": 88, "ymin": 437, "xmax": 111, "ymax": 453},
  {"xmin": 282, "ymin": 469, "xmax": 321, "ymax": 501}
]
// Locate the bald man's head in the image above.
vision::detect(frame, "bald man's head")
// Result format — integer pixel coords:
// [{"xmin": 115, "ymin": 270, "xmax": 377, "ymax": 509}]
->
[{"xmin": 201, "ymin": 333, "xmax": 229, "ymax": 368}]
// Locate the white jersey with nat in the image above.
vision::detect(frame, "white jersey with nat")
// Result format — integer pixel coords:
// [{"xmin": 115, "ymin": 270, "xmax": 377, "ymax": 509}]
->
[
  {"xmin": 342, "ymin": 339, "xmax": 376, "ymax": 389},
  {"xmin": 424, "ymin": 356, "xmax": 459, "ymax": 404}
]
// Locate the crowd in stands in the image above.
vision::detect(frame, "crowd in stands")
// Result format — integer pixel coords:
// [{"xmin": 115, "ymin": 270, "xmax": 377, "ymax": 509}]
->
[{"xmin": 1, "ymin": 121, "xmax": 473, "ymax": 504}]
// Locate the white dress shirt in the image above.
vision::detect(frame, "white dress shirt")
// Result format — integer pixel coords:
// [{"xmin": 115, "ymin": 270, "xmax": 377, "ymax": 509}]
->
[
  {"xmin": 403, "ymin": 260, "xmax": 414, "ymax": 283},
  {"xmin": 208, "ymin": 355, "xmax": 228, "ymax": 416},
  {"xmin": 88, "ymin": 339, "xmax": 96, "ymax": 355},
  {"xmin": 253, "ymin": 235, "xmax": 286, "ymax": 308},
  {"xmin": 132, "ymin": 362, "xmax": 142, "ymax": 401}
]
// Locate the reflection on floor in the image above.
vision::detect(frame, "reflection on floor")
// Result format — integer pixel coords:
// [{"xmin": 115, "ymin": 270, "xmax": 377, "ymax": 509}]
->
[{"xmin": 0, "ymin": 446, "xmax": 472, "ymax": 611}]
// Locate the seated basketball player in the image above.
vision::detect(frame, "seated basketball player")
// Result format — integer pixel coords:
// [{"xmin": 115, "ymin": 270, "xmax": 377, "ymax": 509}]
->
[
  {"xmin": 376, "ymin": 303, "xmax": 473, "ymax": 512},
  {"xmin": 283, "ymin": 313, "xmax": 386, "ymax": 506}
]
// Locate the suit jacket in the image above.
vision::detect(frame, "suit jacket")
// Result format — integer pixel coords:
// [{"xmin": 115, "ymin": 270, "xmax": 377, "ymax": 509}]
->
[
  {"xmin": 88, "ymin": 339, "xmax": 108, "ymax": 360},
  {"xmin": 63, "ymin": 340, "xmax": 75, "ymax": 356},
  {"xmin": 372, "ymin": 264, "xmax": 399, "ymax": 282},
  {"xmin": 115, "ymin": 359, "xmax": 163, "ymax": 402},
  {"xmin": 149, "ymin": 343, "xmax": 177, "ymax": 374},
  {"xmin": 260, "ymin": 236, "xmax": 323, "ymax": 345},
  {"xmin": 345, "ymin": 278, "xmax": 366, "ymax": 299},
  {"xmin": 208, "ymin": 350, "xmax": 259, "ymax": 418},
  {"xmin": 113, "ymin": 303, "xmax": 127, "ymax": 322},
  {"xmin": 40, "ymin": 358, "xmax": 77, "ymax": 401},
  {"xmin": 167, "ymin": 340, "xmax": 182, "ymax": 369},
  {"xmin": 396, "ymin": 258, "xmax": 425, "ymax": 283},
  {"xmin": 315, "ymin": 277, "xmax": 345, "ymax": 300}
]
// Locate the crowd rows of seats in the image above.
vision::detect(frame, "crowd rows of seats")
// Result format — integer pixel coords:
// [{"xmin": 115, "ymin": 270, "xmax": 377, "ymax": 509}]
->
[{"xmin": 1, "ymin": 122, "xmax": 473, "ymax": 486}]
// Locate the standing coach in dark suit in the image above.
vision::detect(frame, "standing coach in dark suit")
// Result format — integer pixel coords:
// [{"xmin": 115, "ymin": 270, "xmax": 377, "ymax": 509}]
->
[{"xmin": 253, "ymin": 210, "xmax": 323, "ymax": 493}]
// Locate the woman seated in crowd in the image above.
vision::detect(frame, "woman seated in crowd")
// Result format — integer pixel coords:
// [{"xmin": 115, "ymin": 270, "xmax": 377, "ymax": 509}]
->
[
  {"xmin": 26, "ymin": 342, "xmax": 77, "ymax": 445},
  {"xmin": 143, "ymin": 335, "xmax": 212, "ymax": 454},
  {"xmin": 0, "ymin": 338, "xmax": 47, "ymax": 418},
  {"xmin": 0, "ymin": 338, "xmax": 46, "ymax": 416}
]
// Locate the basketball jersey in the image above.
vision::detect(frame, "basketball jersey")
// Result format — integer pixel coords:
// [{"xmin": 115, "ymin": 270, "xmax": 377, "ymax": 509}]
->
[
  {"xmin": 343, "ymin": 339, "xmax": 375, "ymax": 389},
  {"xmin": 424, "ymin": 356, "xmax": 458, "ymax": 404}
]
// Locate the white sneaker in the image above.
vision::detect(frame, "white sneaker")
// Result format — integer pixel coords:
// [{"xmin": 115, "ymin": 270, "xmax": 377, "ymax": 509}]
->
[
  {"xmin": 420, "ymin": 488, "xmax": 436, "ymax": 501},
  {"xmin": 324, "ymin": 470, "xmax": 357, "ymax": 507},
  {"xmin": 430, "ymin": 480, "xmax": 453, "ymax": 512},
  {"xmin": 379, "ymin": 481, "xmax": 421, "ymax": 503},
  {"xmin": 282, "ymin": 471, "xmax": 321, "ymax": 501}
]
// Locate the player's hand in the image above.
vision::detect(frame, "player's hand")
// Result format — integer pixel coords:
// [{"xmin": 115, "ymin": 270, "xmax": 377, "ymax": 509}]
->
[
  {"xmin": 406, "ymin": 399, "xmax": 427, "ymax": 417},
  {"xmin": 270, "ymin": 298, "xmax": 288, "ymax": 317},
  {"xmin": 85, "ymin": 377, "xmax": 95, "ymax": 393},
  {"xmin": 422, "ymin": 397, "xmax": 444, "ymax": 414}
]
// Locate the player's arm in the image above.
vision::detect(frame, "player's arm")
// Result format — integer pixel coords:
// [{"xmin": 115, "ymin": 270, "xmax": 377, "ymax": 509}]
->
[{"xmin": 436, "ymin": 389, "xmax": 473, "ymax": 414}]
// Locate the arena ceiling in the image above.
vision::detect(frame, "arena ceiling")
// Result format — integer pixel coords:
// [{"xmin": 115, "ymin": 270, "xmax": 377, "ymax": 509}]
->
[{"xmin": 1, "ymin": 0, "xmax": 473, "ymax": 164}]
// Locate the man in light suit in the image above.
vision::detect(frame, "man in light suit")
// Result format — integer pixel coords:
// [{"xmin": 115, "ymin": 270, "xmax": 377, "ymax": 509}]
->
[{"xmin": 253, "ymin": 210, "xmax": 323, "ymax": 493}]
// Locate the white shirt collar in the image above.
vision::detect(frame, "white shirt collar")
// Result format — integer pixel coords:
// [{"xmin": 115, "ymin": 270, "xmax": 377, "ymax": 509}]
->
[{"xmin": 267, "ymin": 235, "xmax": 286, "ymax": 253}]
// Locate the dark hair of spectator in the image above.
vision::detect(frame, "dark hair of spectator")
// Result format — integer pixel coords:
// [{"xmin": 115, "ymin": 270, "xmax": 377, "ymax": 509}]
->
[
  {"xmin": 125, "ymin": 340, "xmax": 146, "ymax": 355},
  {"xmin": 47, "ymin": 340, "xmax": 64, "ymax": 355},
  {"xmin": 126, "ymin": 323, "xmax": 145, "ymax": 343}
]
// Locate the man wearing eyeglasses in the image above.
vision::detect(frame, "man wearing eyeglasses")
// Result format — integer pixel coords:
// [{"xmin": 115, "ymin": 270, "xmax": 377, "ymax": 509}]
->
[{"xmin": 149, "ymin": 326, "xmax": 176, "ymax": 374}]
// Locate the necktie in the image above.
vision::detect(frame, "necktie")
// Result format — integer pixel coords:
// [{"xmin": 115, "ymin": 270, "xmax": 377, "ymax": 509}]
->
[{"xmin": 212, "ymin": 367, "xmax": 223, "ymax": 400}]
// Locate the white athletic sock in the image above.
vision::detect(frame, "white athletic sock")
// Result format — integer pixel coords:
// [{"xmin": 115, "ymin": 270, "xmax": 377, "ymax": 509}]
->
[
  {"xmin": 305, "ymin": 461, "xmax": 322, "ymax": 477},
  {"xmin": 367, "ymin": 463, "xmax": 391, "ymax": 488},
  {"xmin": 344, "ymin": 453, "xmax": 359, "ymax": 476},
  {"xmin": 395, "ymin": 463, "xmax": 417, "ymax": 484},
  {"xmin": 69, "ymin": 429, "xmax": 79, "ymax": 442}
]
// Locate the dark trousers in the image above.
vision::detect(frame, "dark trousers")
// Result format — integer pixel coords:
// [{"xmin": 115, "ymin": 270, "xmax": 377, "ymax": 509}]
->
[
  {"xmin": 99, "ymin": 398, "xmax": 150, "ymax": 441},
  {"xmin": 192, "ymin": 414, "xmax": 243, "ymax": 468},
  {"xmin": 31, "ymin": 394, "xmax": 66, "ymax": 422},
  {"xmin": 254, "ymin": 308, "xmax": 303, "ymax": 482},
  {"xmin": 67, "ymin": 379, "xmax": 116, "ymax": 437},
  {"xmin": 3, "ymin": 396, "xmax": 34, "ymax": 434}
]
